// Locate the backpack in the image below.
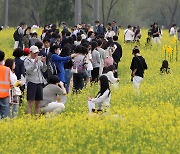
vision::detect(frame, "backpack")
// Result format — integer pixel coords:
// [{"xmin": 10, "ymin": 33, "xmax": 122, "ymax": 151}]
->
[{"xmin": 13, "ymin": 27, "xmax": 20, "ymax": 41}]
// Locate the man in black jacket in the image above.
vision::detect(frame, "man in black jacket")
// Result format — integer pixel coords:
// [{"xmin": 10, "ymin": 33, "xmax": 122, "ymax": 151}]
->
[{"xmin": 112, "ymin": 36, "xmax": 122, "ymax": 78}]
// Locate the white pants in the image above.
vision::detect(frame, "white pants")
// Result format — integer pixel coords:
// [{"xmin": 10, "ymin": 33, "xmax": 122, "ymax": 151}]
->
[
  {"xmin": 153, "ymin": 37, "xmax": 161, "ymax": 44},
  {"xmin": 88, "ymin": 101, "xmax": 95, "ymax": 113},
  {"xmin": 41, "ymin": 102, "xmax": 65, "ymax": 114},
  {"xmin": 133, "ymin": 76, "xmax": 143, "ymax": 89},
  {"xmin": 14, "ymin": 41, "xmax": 19, "ymax": 49}
]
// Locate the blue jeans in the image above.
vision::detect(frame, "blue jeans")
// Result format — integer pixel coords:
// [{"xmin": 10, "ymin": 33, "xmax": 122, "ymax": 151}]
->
[
  {"xmin": 65, "ymin": 69, "xmax": 72, "ymax": 93},
  {"xmin": 0, "ymin": 97, "xmax": 10, "ymax": 119},
  {"xmin": 10, "ymin": 103, "xmax": 19, "ymax": 118}
]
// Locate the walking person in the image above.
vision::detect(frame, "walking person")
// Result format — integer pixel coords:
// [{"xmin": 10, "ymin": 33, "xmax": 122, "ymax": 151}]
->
[
  {"xmin": 112, "ymin": 36, "xmax": 122, "ymax": 78},
  {"xmin": 130, "ymin": 46, "xmax": 148, "ymax": 94},
  {"xmin": 152, "ymin": 23, "xmax": 161, "ymax": 44}
]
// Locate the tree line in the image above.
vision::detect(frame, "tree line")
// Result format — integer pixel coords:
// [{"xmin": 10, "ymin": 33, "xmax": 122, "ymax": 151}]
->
[{"xmin": 0, "ymin": 0, "xmax": 179, "ymax": 28}]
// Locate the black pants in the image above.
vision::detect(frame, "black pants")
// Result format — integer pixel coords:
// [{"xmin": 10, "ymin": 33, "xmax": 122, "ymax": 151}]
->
[
  {"xmin": 114, "ymin": 61, "xmax": 119, "ymax": 78},
  {"xmin": 73, "ymin": 72, "xmax": 87, "ymax": 92},
  {"xmin": 91, "ymin": 67, "xmax": 99, "ymax": 83}
]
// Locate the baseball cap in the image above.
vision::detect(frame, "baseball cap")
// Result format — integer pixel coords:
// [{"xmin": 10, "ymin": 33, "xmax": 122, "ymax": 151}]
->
[
  {"xmin": 30, "ymin": 45, "xmax": 39, "ymax": 53},
  {"xmin": 23, "ymin": 48, "xmax": 30, "ymax": 54}
]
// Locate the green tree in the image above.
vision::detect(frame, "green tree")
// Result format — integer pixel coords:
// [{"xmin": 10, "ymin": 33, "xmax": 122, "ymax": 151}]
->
[{"xmin": 42, "ymin": 0, "xmax": 73, "ymax": 26}]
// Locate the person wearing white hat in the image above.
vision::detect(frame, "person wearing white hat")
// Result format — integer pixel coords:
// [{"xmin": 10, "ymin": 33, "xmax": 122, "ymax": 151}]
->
[{"xmin": 24, "ymin": 45, "xmax": 47, "ymax": 115}]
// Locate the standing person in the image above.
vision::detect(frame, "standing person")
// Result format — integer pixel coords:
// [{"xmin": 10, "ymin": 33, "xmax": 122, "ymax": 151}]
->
[
  {"xmin": 103, "ymin": 40, "xmax": 116, "ymax": 67},
  {"xmin": 24, "ymin": 46, "xmax": 47, "ymax": 115},
  {"xmin": 13, "ymin": 22, "xmax": 26, "ymax": 49},
  {"xmin": 130, "ymin": 46, "xmax": 148, "ymax": 93},
  {"xmin": 124, "ymin": 25, "xmax": 135, "ymax": 43},
  {"xmin": 112, "ymin": 21, "xmax": 119, "ymax": 35},
  {"xmin": 90, "ymin": 41, "xmax": 101, "ymax": 83},
  {"xmin": 94, "ymin": 21, "xmax": 104, "ymax": 36},
  {"xmin": 13, "ymin": 48, "xmax": 25, "ymax": 80},
  {"xmin": 60, "ymin": 45, "xmax": 74, "ymax": 93},
  {"xmin": 88, "ymin": 75, "xmax": 111, "ymax": 113},
  {"xmin": 152, "ymin": 23, "xmax": 161, "ymax": 44},
  {"xmin": 112, "ymin": 36, "xmax": 122, "ymax": 78},
  {"xmin": 97, "ymin": 40, "xmax": 106, "ymax": 75},
  {"xmin": 51, "ymin": 45, "xmax": 77, "ymax": 83},
  {"xmin": 13, "ymin": 48, "xmax": 25, "ymax": 104},
  {"xmin": 105, "ymin": 26, "xmax": 115, "ymax": 39},
  {"xmin": 169, "ymin": 24, "xmax": 177, "ymax": 37},
  {"xmin": 22, "ymin": 27, "xmax": 31, "ymax": 48},
  {"xmin": 0, "ymin": 51, "xmax": 11, "ymax": 119},
  {"xmin": 72, "ymin": 45, "xmax": 88, "ymax": 92},
  {"xmin": 40, "ymin": 76, "xmax": 66, "ymax": 115},
  {"xmin": 29, "ymin": 32, "xmax": 41, "ymax": 47},
  {"xmin": 5, "ymin": 59, "xmax": 23, "ymax": 118}
]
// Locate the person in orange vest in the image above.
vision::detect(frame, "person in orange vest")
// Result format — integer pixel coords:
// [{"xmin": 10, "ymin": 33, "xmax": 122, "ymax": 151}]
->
[{"xmin": 0, "ymin": 50, "xmax": 10, "ymax": 119}]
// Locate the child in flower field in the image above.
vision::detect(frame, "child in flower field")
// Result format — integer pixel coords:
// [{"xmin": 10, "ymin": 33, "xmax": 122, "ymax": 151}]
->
[
  {"xmin": 160, "ymin": 60, "xmax": 170, "ymax": 74},
  {"xmin": 88, "ymin": 75, "xmax": 111, "ymax": 113}
]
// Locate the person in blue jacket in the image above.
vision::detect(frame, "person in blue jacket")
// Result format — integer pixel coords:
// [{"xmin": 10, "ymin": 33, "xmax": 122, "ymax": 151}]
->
[{"xmin": 51, "ymin": 45, "xmax": 77, "ymax": 83}]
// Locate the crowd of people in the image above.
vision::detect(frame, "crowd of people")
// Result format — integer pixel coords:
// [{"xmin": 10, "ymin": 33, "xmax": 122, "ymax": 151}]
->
[{"xmin": 0, "ymin": 20, "xmax": 175, "ymax": 119}]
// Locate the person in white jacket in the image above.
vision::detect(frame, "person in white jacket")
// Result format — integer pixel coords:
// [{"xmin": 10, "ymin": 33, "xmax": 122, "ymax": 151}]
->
[
  {"xmin": 102, "ymin": 65, "xmax": 119, "ymax": 84},
  {"xmin": 88, "ymin": 75, "xmax": 111, "ymax": 113}
]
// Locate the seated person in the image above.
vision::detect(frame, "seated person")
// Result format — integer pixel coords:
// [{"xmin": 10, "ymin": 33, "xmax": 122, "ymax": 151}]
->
[
  {"xmin": 88, "ymin": 75, "xmax": 111, "ymax": 113},
  {"xmin": 160, "ymin": 60, "xmax": 170, "ymax": 74},
  {"xmin": 40, "ymin": 75, "xmax": 67, "ymax": 114}
]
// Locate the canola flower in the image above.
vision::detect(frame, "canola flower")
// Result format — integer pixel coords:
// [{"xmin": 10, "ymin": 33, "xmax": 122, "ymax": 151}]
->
[{"xmin": 0, "ymin": 28, "xmax": 180, "ymax": 153}]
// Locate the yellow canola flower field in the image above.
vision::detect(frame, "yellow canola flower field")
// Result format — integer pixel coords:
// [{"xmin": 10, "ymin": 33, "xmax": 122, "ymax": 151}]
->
[{"xmin": 0, "ymin": 28, "xmax": 180, "ymax": 153}]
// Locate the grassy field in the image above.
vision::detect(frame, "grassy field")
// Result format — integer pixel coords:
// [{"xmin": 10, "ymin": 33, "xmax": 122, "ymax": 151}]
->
[{"xmin": 0, "ymin": 28, "xmax": 180, "ymax": 153}]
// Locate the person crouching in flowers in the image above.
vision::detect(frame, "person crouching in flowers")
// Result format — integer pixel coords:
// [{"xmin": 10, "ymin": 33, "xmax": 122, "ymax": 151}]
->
[
  {"xmin": 160, "ymin": 60, "xmax": 170, "ymax": 74},
  {"xmin": 88, "ymin": 75, "xmax": 111, "ymax": 113},
  {"xmin": 40, "ymin": 75, "xmax": 66, "ymax": 115},
  {"xmin": 5, "ymin": 58, "xmax": 24, "ymax": 118}
]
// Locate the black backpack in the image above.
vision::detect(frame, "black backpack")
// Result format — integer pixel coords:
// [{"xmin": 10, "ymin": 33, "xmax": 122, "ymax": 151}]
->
[{"xmin": 13, "ymin": 27, "xmax": 20, "ymax": 41}]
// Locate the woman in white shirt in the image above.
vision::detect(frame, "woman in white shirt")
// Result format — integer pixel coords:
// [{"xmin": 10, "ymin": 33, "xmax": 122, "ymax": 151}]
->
[
  {"xmin": 105, "ymin": 26, "xmax": 115, "ymax": 39},
  {"xmin": 88, "ymin": 75, "xmax": 111, "ymax": 113},
  {"xmin": 102, "ymin": 65, "xmax": 119, "ymax": 84}
]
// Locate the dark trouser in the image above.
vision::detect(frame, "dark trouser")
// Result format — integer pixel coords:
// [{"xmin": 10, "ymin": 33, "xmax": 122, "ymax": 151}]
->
[
  {"xmin": 73, "ymin": 73, "xmax": 86, "ymax": 92},
  {"xmin": 113, "ymin": 61, "xmax": 119, "ymax": 78},
  {"xmin": 91, "ymin": 67, "xmax": 99, "ymax": 83}
]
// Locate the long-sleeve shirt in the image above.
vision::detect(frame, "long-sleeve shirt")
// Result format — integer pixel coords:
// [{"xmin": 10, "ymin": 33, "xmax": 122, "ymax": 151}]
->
[
  {"xmin": 91, "ymin": 89, "xmax": 111, "ymax": 109},
  {"xmin": 51, "ymin": 54, "xmax": 71, "ymax": 83},
  {"xmin": 24, "ymin": 57, "xmax": 47, "ymax": 84},
  {"xmin": 14, "ymin": 58, "xmax": 25, "ymax": 80},
  {"xmin": 92, "ymin": 49, "xmax": 100, "ymax": 68},
  {"xmin": 103, "ymin": 71, "xmax": 118, "ymax": 84}
]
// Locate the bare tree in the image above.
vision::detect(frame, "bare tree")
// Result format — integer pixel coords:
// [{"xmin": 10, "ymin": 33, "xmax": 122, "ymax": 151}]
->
[{"xmin": 3, "ymin": 0, "xmax": 8, "ymax": 27}]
